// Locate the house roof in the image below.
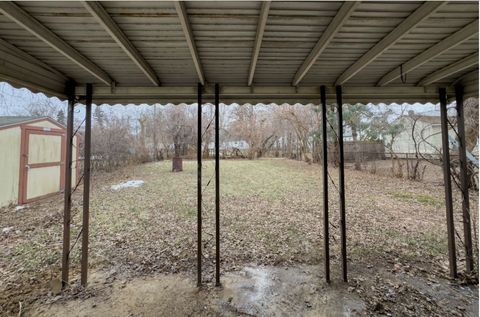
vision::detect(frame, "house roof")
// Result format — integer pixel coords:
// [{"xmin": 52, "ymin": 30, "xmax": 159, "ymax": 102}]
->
[
  {"xmin": 0, "ymin": 1, "xmax": 478, "ymax": 105},
  {"xmin": 409, "ymin": 115, "xmax": 442, "ymax": 125},
  {"xmin": 401, "ymin": 113, "xmax": 455, "ymax": 125}
]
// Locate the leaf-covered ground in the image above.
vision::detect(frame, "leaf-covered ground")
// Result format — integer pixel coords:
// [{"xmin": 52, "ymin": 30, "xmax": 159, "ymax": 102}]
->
[{"xmin": 1, "ymin": 159, "xmax": 478, "ymax": 316}]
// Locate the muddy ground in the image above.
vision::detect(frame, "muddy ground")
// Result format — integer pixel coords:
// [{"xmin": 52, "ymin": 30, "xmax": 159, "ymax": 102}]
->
[
  {"xmin": 1, "ymin": 159, "xmax": 478, "ymax": 316},
  {"xmin": 26, "ymin": 264, "xmax": 478, "ymax": 317}
]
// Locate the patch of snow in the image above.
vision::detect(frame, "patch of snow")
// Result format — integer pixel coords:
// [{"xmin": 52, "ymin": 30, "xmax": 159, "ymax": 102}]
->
[
  {"xmin": 15, "ymin": 205, "xmax": 26, "ymax": 212},
  {"xmin": 2, "ymin": 226, "xmax": 14, "ymax": 234},
  {"xmin": 111, "ymin": 180, "xmax": 144, "ymax": 191}
]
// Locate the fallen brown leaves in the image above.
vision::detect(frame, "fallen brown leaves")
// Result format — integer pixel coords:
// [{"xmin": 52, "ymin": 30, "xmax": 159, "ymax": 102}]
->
[{"xmin": 0, "ymin": 159, "xmax": 477, "ymax": 315}]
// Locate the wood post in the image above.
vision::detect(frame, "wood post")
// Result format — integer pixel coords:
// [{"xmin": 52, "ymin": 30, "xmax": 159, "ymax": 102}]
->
[
  {"xmin": 61, "ymin": 80, "xmax": 75, "ymax": 287},
  {"xmin": 439, "ymin": 87, "xmax": 457, "ymax": 279},
  {"xmin": 81, "ymin": 83, "xmax": 92, "ymax": 286}
]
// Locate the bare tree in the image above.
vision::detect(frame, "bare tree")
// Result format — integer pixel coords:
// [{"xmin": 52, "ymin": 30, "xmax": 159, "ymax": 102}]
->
[
  {"xmin": 91, "ymin": 114, "xmax": 135, "ymax": 172},
  {"xmin": 162, "ymin": 104, "xmax": 195, "ymax": 158},
  {"xmin": 405, "ymin": 114, "xmax": 427, "ymax": 181},
  {"xmin": 276, "ymin": 104, "xmax": 320, "ymax": 163},
  {"xmin": 230, "ymin": 104, "xmax": 278, "ymax": 159},
  {"xmin": 21, "ymin": 99, "xmax": 64, "ymax": 119}
]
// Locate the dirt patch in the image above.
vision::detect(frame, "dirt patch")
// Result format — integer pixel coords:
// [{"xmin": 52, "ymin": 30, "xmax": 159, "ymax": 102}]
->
[
  {"xmin": 27, "ymin": 265, "xmax": 365, "ymax": 317},
  {"xmin": 24, "ymin": 264, "xmax": 478, "ymax": 317}
]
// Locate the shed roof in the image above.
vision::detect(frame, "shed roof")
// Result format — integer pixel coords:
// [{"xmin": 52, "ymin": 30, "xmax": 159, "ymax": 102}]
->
[
  {"xmin": 0, "ymin": 116, "xmax": 64, "ymax": 129},
  {"xmin": 0, "ymin": 1, "xmax": 478, "ymax": 105},
  {"xmin": 0, "ymin": 116, "xmax": 42, "ymax": 127}
]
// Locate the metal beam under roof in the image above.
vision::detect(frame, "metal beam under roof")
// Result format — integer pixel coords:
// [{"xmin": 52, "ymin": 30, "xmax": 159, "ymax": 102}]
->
[
  {"xmin": 0, "ymin": 1, "xmax": 477, "ymax": 104},
  {"xmin": 175, "ymin": 1, "xmax": 205, "ymax": 85},
  {"xmin": 418, "ymin": 53, "xmax": 479, "ymax": 86},
  {"xmin": 292, "ymin": 1, "xmax": 359, "ymax": 87},
  {"xmin": 378, "ymin": 19, "xmax": 479, "ymax": 87},
  {"xmin": 335, "ymin": 1, "xmax": 446, "ymax": 86},
  {"xmin": 82, "ymin": 1, "xmax": 161, "ymax": 86},
  {"xmin": 0, "ymin": 1, "xmax": 113, "ymax": 86},
  {"xmin": 73, "ymin": 85, "xmax": 456, "ymax": 105},
  {"xmin": 248, "ymin": 1, "xmax": 270, "ymax": 86},
  {"xmin": 0, "ymin": 37, "xmax": 67, "ymax": 96}
]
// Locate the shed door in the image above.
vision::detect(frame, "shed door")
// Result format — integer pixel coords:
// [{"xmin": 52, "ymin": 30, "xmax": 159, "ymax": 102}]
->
[{"xmin": 19, "ymin": 128, "xmax": 65, "ymax": 204}]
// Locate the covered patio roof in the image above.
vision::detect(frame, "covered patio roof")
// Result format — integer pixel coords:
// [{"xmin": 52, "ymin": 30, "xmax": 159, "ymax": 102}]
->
[
  {"xmin": 0, "ymin": 1, "xmax": 478, "ymax": 104},
  {"xmin": 0, "ymin": 1, "xmax": 477, "ymax": 288}
]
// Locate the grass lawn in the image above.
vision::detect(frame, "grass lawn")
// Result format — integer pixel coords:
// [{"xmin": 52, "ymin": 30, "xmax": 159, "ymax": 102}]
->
[{"xmin": 1, "ymin": 158, "xmax": 478, "ymax": 315}]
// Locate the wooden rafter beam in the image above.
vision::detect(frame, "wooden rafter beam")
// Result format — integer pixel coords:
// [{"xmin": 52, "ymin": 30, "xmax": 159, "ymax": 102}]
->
[
  {"xmin": 378, "ymin": 20, "xmax": 479, "ymax": 87},
  {"xmin": 335, "ymin": 1, "xmax": 445, "ymax": 86},
  {"xmin": 82, "ymin": 1, "xmax": 160, "ymax": 86},
  {"xmin": 418, "ymin": 53, "xmax": 479, "ymax": 86},
  {"xmin": 0, "ymin": 1, "xmax": 113, "ymax": 86},
  {"xmin": 248, "ymin": 1, "xmax": 270, "ymax": 86},
  {"xmin": 175, "ymin": 1, "xmax": 205, "ymax": 85},
  {"xmin": 292, "ymin": 1, "xmax": 359, "ymax": 87}
]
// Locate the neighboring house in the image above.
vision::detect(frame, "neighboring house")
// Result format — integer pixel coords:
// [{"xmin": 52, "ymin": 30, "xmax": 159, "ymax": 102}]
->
[
  {"xmin": 206, "ymin": 140, "xmax": 250, "ymax": 157},
  {"xmin": 0, "ymin": 116, "xmax": 79, "ymax": 207},
  {"xmin": 387, "ymin": 112, "xmax": 447, "ymax": 157},
  {"xmin": 208, "ymin": 140, "xmax": 250, "ymax": 151}
]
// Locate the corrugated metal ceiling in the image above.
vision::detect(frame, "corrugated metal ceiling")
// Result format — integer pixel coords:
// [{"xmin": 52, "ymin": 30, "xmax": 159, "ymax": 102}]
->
[{"xmin": 0, "ymin": 1, "xmax": 478, "ymax": 104}]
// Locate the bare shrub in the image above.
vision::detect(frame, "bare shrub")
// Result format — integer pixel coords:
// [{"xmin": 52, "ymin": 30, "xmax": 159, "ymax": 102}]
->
[
  {"xmin": 91, "ymin": 115, "xmax": 135, "ymax": 172},
  {"xmin": 366, "ymin": 161, "xmax": 377, "ymax": 175}
]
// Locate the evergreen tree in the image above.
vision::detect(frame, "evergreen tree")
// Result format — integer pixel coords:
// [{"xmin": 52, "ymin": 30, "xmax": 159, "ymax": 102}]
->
[
  {"xmin": 94, "ymin": 106, "xmax": 104, "ymax": 128},
  {"xmin": 56, "ymin": 109, "xmax": 66, "ymax": 125}
]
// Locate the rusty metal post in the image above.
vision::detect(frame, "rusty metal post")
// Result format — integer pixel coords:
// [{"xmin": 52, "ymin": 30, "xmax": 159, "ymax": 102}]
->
[
  {"xmin": 336, "ymin": 85, "xmax": 347, "ymax": 283},
  {"xmin": 81, "ymin": 84, "xmax": 92, "ymax": 286},
  {"xmin": 321, "ymin": 85, "xmax": 330, "ymax": 283},
  {"xmin": 439, "ymin": 87, "xmax": 458, "ymax": 279},
  {"xmin": 455, "ymin": 84, "xmax": 474, "ymax": 274},
  {"xmin": 62, "ymin": 80, "xmax": 75, "ymax": 287},
  {"xmin": 197, "ymin": 83, "xmax": 203, "ymax": 287},
  {"xmin": 215, "ymin": 83, "xmax": 221, "ymax": 286}
]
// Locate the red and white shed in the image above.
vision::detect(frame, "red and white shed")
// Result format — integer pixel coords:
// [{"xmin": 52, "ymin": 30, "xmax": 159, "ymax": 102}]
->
[{"xmin": 0, "ymin": 116, "xmax": 79, "ymax": 206}]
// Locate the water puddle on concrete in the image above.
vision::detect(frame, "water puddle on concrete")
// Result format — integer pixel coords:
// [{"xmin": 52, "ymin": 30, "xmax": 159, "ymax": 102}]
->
[
  {"xmin": 29, "ymin": 265, "xmax": 365, "ymax": 317},
  {"xmin": 219, "ymin": 266, "xmax": 365, "ymax": 316}
]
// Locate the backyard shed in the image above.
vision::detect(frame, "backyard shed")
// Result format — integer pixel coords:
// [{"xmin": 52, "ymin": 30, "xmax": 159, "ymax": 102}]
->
[{"xmin": 0, "ymin": 116, "xmax": 78, "ymax": 207}]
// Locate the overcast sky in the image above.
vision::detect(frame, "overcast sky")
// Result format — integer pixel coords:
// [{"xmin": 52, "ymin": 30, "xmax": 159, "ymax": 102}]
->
[{"xmin": 0, "ymin": 82, "xmax": 440, "ymax": 122}]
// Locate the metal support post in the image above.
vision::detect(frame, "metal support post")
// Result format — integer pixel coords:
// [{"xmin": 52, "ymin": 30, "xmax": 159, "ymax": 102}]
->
[
  {"xmin": 197, "ymin": 83, "xmax": 203, "ymax": 286},
  {"xmin": 81, "ymin": 83, "xmax": 92, "ymax": 286},
  {"xmin": 455, "ymin": 85, "xmax": 473, "ymax": 274},
  {"xmin": 321, "ymin": 85, "xmax": 330, "ymax": 283},
  {"xmin": 62, "ymin": 80, "xmax": 75, "ymax": 287},
  {"xmin": 336, "ymin": 85, "xmax": 347, "ymax": 283},
  {"xmin": 215, "ymin": 83, "xmax": 221, "ymax": 286},
  {"xmin": 439, "ymin": 87, "xmax": 458, "ymax": 279}
]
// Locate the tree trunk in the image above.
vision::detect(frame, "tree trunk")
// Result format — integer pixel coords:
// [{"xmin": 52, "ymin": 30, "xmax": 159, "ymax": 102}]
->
[
  {"xmin": 352, "ymin": 123, "xmax": 361, "ymax": 170},
  {"xmin": 174, "ymin": 143, "xmax": 181, "ymax": 157}
]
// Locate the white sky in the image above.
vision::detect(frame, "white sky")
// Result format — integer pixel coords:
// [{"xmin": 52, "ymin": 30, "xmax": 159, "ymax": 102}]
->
[{"xmin": 0, "ymin": 81, "xmax": 440, "ymax": 123}]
